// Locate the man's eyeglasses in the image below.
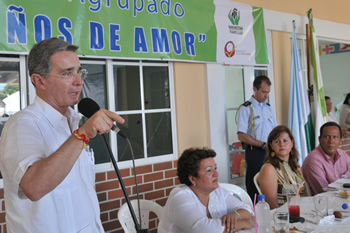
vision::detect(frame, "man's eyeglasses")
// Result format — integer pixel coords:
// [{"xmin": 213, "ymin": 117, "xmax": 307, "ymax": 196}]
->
[{"xmin": 43, "ymin": 69, "xmax": 88, "ymax": 81}]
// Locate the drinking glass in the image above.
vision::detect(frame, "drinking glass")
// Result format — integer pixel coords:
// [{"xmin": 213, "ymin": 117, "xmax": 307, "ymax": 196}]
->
[
  {"xmin": 313, "ymin": 196, "xmax": 328, "ymax": 217},
  {"xmin": 286, "ymin": 193, "xmax": 300, "ymax": 218},
  {"xmin": 274, "ymin": 212, "xmax": 289, "ymax": 233}
]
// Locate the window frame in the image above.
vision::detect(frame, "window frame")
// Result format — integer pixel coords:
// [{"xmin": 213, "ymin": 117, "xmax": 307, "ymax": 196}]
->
[{"xmin": 78, "ymin": 59, "xmax": 178, "ymax": 172}]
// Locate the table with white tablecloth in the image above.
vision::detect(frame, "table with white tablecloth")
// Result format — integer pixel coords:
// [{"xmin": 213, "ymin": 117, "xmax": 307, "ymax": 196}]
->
[
  {"xmin": 273, "ymin": 194, "xmax": 350, "ymax": 232},
  {"xmin": 271, "ymin": 179, "xmax": 350, "ymax": 233},
  {"xmin": 239, "ymin": 178, "xmax": 350, "ymax": 233}
]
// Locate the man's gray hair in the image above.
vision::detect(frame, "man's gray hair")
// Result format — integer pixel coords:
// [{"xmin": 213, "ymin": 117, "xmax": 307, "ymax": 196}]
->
[{"xmin": 28, "ymin": 38, "xmax": 79, "ymax": 77}]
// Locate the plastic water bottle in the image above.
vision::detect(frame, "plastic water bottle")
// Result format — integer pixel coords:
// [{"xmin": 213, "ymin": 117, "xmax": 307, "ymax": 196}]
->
[{"xmin": 256, "ymin": 194, "xmax": 272, "ymax": 233}]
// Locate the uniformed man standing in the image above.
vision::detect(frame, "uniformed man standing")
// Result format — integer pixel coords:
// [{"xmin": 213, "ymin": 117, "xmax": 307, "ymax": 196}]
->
[{"xmin": 236, "ymin": 75, "xmax": 277, "ymax": 201}]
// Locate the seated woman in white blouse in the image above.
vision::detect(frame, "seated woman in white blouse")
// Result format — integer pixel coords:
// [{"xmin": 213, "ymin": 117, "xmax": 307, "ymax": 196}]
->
[
  {"xmin": 339, "ymin": 93, "xmax": 350, "ymax": 134},
  {"xmin": 158, "ymin": 148, "xmax": 252, "ymax": 233}
]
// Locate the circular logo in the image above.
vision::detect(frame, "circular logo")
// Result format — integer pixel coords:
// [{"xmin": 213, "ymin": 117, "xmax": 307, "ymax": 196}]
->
[{"xmin": 224, "ymin": 41, "xmax": 235, "ymax": 58}]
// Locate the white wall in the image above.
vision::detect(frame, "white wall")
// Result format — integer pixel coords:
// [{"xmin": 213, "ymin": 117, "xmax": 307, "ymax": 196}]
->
[
  {"xmin": 320, "ymin": 49, "xmax": 350, "ymax": 111},
  {"xmin": 206, "ymin": 63, "xmax": 230, "ymax": 183},
  {"xmin": 264, "ymin": 9, "xmax": 350, "ymax": 44}
]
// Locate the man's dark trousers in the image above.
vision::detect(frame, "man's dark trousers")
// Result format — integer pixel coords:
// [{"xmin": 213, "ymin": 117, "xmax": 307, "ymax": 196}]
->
[{"xmin": 245, "ymin": 146, "xmax": 265, "ymax": 201}]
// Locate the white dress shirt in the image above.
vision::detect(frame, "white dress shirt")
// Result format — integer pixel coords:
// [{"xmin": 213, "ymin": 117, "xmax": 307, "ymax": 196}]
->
[
  {"xmin": 325, "ymin": 111, "xmax": 337, "ymax": 123},
  {"xmin": 339, "ymin": 104, "xmax": 350, "ymax": 129},
  {"xmin": 237, "ymin": 96, "xmax": 278, "ymax": 142},
  {"xmin": 0, "ymin": 97, "xmax": 104, "ymax": 233},
  {"xmin": 158, "ymin": 185, "xmax": 252, "ymax": 233}
]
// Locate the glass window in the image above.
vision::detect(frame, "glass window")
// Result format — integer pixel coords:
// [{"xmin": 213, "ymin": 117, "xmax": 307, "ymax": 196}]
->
[
  {"xmin": 113, "ymin": 63, "xmax": 174, "ymax": 162},
  {"xmin": 0, "ymin": 57, "xmax": 22, "ymax": 180},
  {"xmin": 254, "ymin": 69, "xmax": 267, "ymax": 78},
  {"xmin": 81, "ymin": 63, "xmax": 107, "ymax": 108},
  {"xmin": 114, "ymin": 65, "xmax": 141, "ymax": 111},
  {"xmin": 117, "ymin": 113, "xmax": 144, "ymax": 161},
  {"xmin": 0, "ymin": 61, "xmax": 20, "ymax": 117},
  {"xmin": 80, "ymin": 63, "xmax": 111, "ymax": 164},
  {"xmin": 146, "ymin": 112, "xmax": 173, "ymax": 157},
  {"xmin": 0, "ymin": 60, "xmax": 20, "ymax": 136},
  {"xmin": 143, "ymin": 66, "xmax": 170, "ymax": 109},
  {"xmin": 254, "ymin": 67, "xmax": 269, "ymax": 104},
  {"xmin": 225, "ymin": 67, "xmax": 245, "ymax": 108},
  {"xmin": 225, "ymin": 67, "xmax": 244, "ymax": 144}
]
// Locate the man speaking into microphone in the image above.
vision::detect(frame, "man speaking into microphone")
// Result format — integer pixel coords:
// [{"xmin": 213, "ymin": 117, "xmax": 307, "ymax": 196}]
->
[{"xmin": 0, "ymin": 38, "xmax": 124, "ymax": 233}]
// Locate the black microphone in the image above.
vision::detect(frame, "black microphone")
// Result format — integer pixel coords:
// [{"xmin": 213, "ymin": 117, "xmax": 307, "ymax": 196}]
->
[{"xmin": 78, "ymin": 97, "xmax": 126, "ymax": 138}]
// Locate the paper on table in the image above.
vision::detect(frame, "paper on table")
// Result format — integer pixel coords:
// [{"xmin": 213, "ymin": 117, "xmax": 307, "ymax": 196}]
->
[
  {"xmin": 333, "ymin": 178, "xmax": 350, "ymax": 184},
  {"xmin": 311, "ymin": 215, "xmax": 350, "ymax": 233},
  {"xmin": 327, "ymin": 179, "xmax": 350, "ymax": 191},
  {"xmin": 319, "ymin": 215, "xmax": 335, "ymax": 224}
]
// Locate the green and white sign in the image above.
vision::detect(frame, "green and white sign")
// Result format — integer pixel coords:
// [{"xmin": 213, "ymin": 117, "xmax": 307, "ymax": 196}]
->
[
  {"xmin": 0, "ymin": 0, "xmax": 268, "ymax": 65},
  {"xmin": 215, "ymin": 0, "xmax": 269, "ymax": 65}
]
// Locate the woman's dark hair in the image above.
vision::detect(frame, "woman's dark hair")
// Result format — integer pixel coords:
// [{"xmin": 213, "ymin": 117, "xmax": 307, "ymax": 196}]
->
[
  {"xmin": 264, "ymin": 125, "xmax": 299, "ymax": 173},
  {"xmin": 343, "ymin": 93, "xmax": 350, "ymax": 105},
  {"xmin": 177, "ymin": 147, "xmax": 216, "ymax": 186}
]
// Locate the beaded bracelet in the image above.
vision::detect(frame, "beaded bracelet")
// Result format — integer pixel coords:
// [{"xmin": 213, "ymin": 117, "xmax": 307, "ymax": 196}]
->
[{"xmin": 73, "ymin": 129, "xmax": 90, "ymax": 148}]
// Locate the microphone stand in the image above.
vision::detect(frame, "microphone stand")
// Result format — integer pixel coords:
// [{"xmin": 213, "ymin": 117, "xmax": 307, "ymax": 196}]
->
[{"xmin": 102, "ymin": 134, "xmax": 149, "ymax": 233}]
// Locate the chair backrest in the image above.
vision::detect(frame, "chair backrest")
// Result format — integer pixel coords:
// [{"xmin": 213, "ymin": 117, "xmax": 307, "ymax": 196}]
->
[
  {"xmin": 219, "ymin": 183, "xmax": 253, "ymax": 209},
  {"xmin": 118, "ymin": 199, "xmax": 163, "ymax": 233},
  {"xmin": 304, "ymin": 180, "xmax": 312, "ymax": 196},
  {"xmin": 253, "ymin": 172, "xmax": 262, "ymax": 195}
]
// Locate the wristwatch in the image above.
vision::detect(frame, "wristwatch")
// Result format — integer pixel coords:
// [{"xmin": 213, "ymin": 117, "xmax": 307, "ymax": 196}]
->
[{"xmin": 261, "ymin": 142, "xmax": 266, "ymax": 150}]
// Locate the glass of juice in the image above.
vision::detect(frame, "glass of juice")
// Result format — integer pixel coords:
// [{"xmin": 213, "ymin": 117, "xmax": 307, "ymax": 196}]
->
[
  {"xmin": 288, "ymin": 205, "xmax": 300, "ymax": 217},
  {"xmin": 286, "ymin": 193, "xmax": 300, "ymax": 217}
]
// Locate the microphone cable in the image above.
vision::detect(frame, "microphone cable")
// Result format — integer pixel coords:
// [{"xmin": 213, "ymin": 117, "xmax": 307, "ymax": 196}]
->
[{"xmin": 125, "ymin": 137, "xmax": 143, "ymax": 228}]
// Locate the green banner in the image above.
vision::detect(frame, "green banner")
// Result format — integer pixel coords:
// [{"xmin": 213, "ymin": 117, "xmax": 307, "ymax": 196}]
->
[{"xmin": 0, "ymin": 0, "xmax": 268, "ymax": 65}]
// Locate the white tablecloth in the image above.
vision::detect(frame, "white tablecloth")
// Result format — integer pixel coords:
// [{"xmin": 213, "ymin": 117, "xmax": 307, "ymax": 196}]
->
[
  {"xmin": 272, "ymin": 192, "xmax": 350, "ymax": 233},
  {"xmin": 238, "ymin": 189, "xmax": 350, "ymax": 233}
]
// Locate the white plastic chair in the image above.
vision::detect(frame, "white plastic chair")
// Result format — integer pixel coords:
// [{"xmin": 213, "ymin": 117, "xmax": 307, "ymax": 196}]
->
[
  {"xmin": 219, "ymin": 183, "xmax": 253, "ymax": 209},
  {"xmin": 253, "ymin": 172, "xmax": 262, "ymax": 195},
  {"xmin": 118, "ymin": 199, "xmax": 163, "ymax": 233},
  {"xmin": 304, "ymin": 180, "xmax": 312, "ymax": 196}
]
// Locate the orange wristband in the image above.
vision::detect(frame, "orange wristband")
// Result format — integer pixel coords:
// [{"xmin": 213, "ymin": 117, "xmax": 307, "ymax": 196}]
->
[{"xmin": 73, "ymin": 129, "xmax": 90, "ymax": 148}]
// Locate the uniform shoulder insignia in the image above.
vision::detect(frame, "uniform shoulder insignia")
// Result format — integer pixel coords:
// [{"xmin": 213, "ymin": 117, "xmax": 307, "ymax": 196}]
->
[
  {"xmin": 242, "ymin": 101, "xmax": 251, "ymax": 107},
  {"xmin": 266, "ymin": 102, "xmax": 270, "ymax": 106}
]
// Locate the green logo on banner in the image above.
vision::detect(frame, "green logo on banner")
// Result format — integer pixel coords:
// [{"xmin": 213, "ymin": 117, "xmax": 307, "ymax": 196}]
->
[{"xmin": 228, "ymin": 8, "xmax": 240, "ymax": 25}]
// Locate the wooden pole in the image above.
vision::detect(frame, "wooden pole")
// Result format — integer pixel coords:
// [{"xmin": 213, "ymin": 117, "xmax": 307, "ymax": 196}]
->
[{"xmin": 306, "ymin": 9, "xmax": 312, "ymax": 98}]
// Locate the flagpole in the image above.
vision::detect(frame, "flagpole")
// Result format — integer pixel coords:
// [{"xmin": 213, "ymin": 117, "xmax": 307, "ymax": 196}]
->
[
  {"xmin": 306, "ymin": 8, "xmax": 311, "ymax": 96},
  {"xmin": 307, "ymin": 8, "xmax": 327, "ymax": 148}
]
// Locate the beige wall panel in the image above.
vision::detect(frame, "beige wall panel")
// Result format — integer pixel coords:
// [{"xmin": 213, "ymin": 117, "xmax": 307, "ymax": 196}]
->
[
  {"xmin": 173, "ymin": 62, "xmax": 209, "ymax": 156},
  {"xmin": 271, "ymin": 31, "xmax": 292, "ymax": 125}
]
